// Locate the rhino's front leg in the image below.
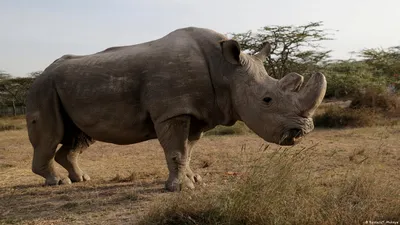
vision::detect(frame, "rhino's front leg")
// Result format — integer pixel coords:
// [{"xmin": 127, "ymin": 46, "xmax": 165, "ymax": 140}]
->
[{"xmin": 155, "ymin": 115, "xmax": 201, "ymax": 192}]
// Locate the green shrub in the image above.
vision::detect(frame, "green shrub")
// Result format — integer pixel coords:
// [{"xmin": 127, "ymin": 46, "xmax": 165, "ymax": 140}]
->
[
  {"xmin": 323, "ymin": 60, "xmax": 390, "ymax": 99},
  {"xmin": 350, "ymin": 87, "xmax": 398, "ymax": 111},
  {"xmin": 204, "ymin": 122, "xmax": 251, "ymax": 136},
  {"xmin": 314, "ymin": 107, "xmax": 377, "ymax": 128},
  {"xmin": 325, "ymin": 73, "xmax": 363, "ymax": 98}
]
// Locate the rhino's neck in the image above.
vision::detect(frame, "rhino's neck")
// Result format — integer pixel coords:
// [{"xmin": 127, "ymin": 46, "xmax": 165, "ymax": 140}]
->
[
  {"xmin": 203, "ymin": 50, "xmax": 240, "ymax": 128},
  {"xmin": 186, "ymin": 28, "xmax": 240, "ymax": 128},
  {"xmin": 211, "ymin": 73, "xmax": 240, "ymax": 127}
]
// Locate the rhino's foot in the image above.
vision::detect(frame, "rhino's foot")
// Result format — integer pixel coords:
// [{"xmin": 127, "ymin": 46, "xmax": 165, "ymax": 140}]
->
[
  {"xmin": 165, "ymin": 170, "xmax": 202, "ymax": 192},
  {"xmin": 69, "ymin": 173, "xmax": 90, "ymax": 183},
  {"xmin": 165, "ymin": 178, "xmax": 183, "ymax": 192},
  {"xmin": 44, "ymin": 173, "xmax": 89, "ymax": 186},
  {"xmin": 186, "ymin": 168, "xmax": 202, "ymax": 184},
  {"xmin": 44, "ymin": 177, "xmax": 72, "ymax": 186},
  {"xmin": 165, "ymin": 177, "xmax": 193, "ymax": 192}
]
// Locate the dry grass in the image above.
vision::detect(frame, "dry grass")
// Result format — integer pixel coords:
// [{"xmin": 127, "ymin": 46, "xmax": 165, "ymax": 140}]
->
[
  {"xmin": 141, "ymin": 141, "xmax": 400, "ymax": 224},
  {"xmin": 0, "ymin": 116, "xmax": 26, "ymax": 131},
  {"xmin": 0, "ymin": 117, "xmax": 399, "ymax": 224}
]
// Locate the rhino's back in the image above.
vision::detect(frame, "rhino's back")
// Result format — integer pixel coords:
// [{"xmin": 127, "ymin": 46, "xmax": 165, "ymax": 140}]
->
[{"xmin": 41, "ymin": 27, "xmax": 225, "ymax": 144}]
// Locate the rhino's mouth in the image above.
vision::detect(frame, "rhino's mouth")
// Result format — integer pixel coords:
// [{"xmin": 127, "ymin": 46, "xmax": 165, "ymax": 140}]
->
[{"xmin": 279, "ymin": 128, "xmax": 304, "ymax": 146}]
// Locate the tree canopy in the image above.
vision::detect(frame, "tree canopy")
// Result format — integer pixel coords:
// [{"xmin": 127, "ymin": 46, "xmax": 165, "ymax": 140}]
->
[{"xmin": 230, "ymin": 21, "xmax": 334, "ymax": 79}]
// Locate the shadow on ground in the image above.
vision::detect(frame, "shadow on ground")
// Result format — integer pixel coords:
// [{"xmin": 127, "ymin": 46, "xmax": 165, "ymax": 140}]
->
[{"xmin": 0, "ymin": 179, "xmax": 167, "ymax": 224}]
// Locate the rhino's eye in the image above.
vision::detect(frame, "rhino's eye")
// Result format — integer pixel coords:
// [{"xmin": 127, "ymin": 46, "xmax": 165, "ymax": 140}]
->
[{"xmin": 263, "ymin": 97, "xmax": 272, "ymax": 104}]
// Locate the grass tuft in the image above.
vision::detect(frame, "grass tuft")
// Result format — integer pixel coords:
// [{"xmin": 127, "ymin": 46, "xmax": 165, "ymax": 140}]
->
[
  {"xmin": 0, "ymin": 163, "xmax": 15, "ymax": 169},
  {"xmin": 60, "ymin": 202, "xmax": 79, "ymax": 209},
  {"xmin": 110, "ymin": 173, "xmax": 138, "ymax": 183}
]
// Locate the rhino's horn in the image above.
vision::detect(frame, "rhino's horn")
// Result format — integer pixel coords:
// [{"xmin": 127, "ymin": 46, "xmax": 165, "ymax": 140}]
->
[
  {"xmin": 255, "ymin": 42, "xmax": 271, "ymax": 60},
  {"xmin": 297, "ymin": 72, "xmax": 327, "ymax": 117}
]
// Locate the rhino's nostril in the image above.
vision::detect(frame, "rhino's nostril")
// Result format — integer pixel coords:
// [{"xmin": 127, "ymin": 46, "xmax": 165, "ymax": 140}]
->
[
  {"xmin": 279, "ymin": 128, "xmax": 304, "ymax": 146},
  {"xmin": 289, "ymin": 128, "xmax": 303, "ymax": 138}
]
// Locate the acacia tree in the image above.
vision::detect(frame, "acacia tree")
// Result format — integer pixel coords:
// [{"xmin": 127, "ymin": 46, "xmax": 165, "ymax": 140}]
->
[
  {"xmin": 230, "ymin": 21, "xmax": 334, "ymax": 79},
  {"xmin": 0, "ymin": 71, "xmax": 11, "ymax": 107},
  {"xmin": 0, "ymin": 70, "xmax": 11, "ymax": 80},
  {"xmin": 359, "ymin": 46, "xmax": 400, "ymax": 91},
  {"xmin": 29, "ymin": 70, "xmax": 43, "ymax": 78},
  {"xmin": 359, "ymin": 46, "xmax": 400, "ymax": 76},
  {"xmin": 359, "ymin": 46, "xmax": 400, "ymax": 90},
  {"xmin": 0, "ymin": 77, "xmax": 35, "ymax": 116}
]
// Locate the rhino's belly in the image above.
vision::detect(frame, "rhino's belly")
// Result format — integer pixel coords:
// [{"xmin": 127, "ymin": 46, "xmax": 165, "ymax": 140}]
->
[
  {"xmin": 64, "ymin": 103, "xmax": 156, "ymax": 145},
  {"xmin": 83, "ymin": 124, "xmax": 157, "ymax": 145}
]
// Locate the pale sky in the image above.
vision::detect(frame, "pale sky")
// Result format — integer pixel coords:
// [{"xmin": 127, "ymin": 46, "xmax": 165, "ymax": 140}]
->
[{"xmin": 1, "ymin": 0, "xmax": 399, "ymax": 77}]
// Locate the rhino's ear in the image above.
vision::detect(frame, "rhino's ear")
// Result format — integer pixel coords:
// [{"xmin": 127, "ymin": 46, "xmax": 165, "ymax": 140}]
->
[
  {"xmin": 221, "ymin": 40, "xmax": 242, "ymax": 65},
  {"xmin": 278, "ymin": 72, "xmax": 304, "ymax": 92}
]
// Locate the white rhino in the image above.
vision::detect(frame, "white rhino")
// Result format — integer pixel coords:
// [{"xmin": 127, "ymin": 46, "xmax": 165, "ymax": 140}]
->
[{"xmin": 26, "ymin": 27, "xmax": 326, "ymax": 191}]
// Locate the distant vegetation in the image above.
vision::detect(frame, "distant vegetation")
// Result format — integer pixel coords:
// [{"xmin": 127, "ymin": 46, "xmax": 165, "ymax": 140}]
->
[
  {"xmin": 0, "ymin": 71, "xmax": 40, "ymax": 116},
  {"xmin": 204, "ymin": 121, "xmax": 252, "ymax": 136}
]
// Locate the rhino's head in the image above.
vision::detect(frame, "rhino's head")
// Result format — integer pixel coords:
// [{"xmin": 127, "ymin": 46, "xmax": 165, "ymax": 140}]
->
[{"xmin": 220, "ymin": 39, "xmax": 327, "ymax": 146}]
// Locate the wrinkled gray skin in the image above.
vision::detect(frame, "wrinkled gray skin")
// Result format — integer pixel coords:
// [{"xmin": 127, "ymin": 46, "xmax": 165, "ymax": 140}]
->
[{"xmin": 26, "ymin": 27, "xmax": 326, "ymax": 191}]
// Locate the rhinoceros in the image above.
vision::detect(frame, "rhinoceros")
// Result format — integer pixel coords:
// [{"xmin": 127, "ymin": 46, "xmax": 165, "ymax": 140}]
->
[{"xmin": 26, "ymin": 27, "xmax": 326, "ymax": 191}]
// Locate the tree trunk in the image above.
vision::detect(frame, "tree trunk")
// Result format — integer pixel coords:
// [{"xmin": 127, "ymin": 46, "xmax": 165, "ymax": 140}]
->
[{"xmin": 12, "ymin": 100, "xmax": 16, "ymax": 116}]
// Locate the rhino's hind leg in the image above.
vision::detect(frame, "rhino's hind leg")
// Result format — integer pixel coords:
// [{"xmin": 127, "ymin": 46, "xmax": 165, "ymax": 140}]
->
[
  {"xmin": 185, "ymin": 131, "xmax": 203, "ymax": 184},
  {"xmin": 27, "ymin": 108, "xmax": 70, "ymax": 185},
  {"xmin": 55, "ymin": 131, "xmax": 94, "ymax": 183},
  {"xmin": 155, "ymin": 115, "xmax": 202, "ymax": 192},
  {"xmin": 55, "ymin": 146, "xmax": 90, "ymax": 182},
  {"xmin": 32, "ymin": 144, "xmax": 71, "ymax": 185}
]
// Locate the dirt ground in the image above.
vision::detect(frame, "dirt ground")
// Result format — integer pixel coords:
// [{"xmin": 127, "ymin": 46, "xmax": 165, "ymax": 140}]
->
[{"xmin": 1, "ymin": 125, "xmax": 400, "ymax": 224}]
